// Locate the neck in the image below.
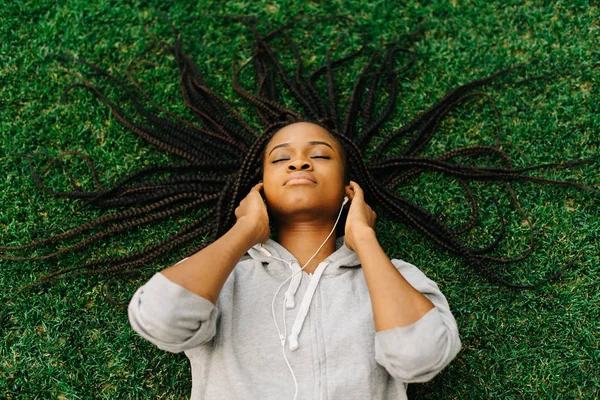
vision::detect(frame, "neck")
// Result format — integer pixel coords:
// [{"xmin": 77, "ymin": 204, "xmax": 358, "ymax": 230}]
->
[{"xmin": 276, "ymin": 220, "xmax": 338, "ymax": 274}]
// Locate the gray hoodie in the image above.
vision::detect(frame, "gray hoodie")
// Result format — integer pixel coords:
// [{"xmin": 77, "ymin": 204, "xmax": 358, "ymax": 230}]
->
[{"xmin": 128, "ymin": 237, "xmax": 461, "ymax": 399}]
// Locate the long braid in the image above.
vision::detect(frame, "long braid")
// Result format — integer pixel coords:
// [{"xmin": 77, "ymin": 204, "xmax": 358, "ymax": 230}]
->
[
  {"xmin": 17, "ymin": 210, "xmax": 216, "ymax": 290},
  {"xmin": 371, "ymin": 63, "xmax": 527, "ymax": 161},
  {"xmin": 127, "ymin": 62, "xmax": 250, "ymax": 153},
  {"xmin": 341, "ymin": 50, "xmax": 380, "ymax": 139},
  {"xmin": 0, "ymin": 192, "xmax": 213, "ymax": 252},
  {"xmin": 2, "ymin": 196, "xmax": 216, "ymax": 261},
  {"xmin": 74, "ymin": 58, "xmax": 246, "ymax": 158}
]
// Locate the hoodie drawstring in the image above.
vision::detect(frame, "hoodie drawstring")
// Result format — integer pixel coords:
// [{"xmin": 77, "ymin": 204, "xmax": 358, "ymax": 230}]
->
[
  {"xmin": 288, "ymin": 260, "xmax": 330, "ymax": 351},
  {"xmin": 285, "ymin": 262, "xmax": 302, "ymax": 309}
]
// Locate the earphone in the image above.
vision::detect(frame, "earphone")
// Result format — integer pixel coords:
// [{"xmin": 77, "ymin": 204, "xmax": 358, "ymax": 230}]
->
[{"xmin": 259, "ymin": 195, "xmax": 349, "ymax": 400}]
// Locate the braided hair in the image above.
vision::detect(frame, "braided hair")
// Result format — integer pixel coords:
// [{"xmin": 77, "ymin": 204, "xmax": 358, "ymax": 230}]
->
[{"xmin": 3, "ymin": 15, "xmax": 597, "ymax": 303}]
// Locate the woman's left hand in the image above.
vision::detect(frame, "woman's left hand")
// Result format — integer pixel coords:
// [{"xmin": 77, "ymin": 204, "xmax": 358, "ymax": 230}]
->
[{"xmin": 344, "ymin": 181, "xmax": 377, "ymax": 252}]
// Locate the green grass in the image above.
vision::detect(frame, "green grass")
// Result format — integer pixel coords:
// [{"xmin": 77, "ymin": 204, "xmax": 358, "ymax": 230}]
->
[{"xmin": 1, "ymin": 0, "xmax": 599, "ymax": 398}]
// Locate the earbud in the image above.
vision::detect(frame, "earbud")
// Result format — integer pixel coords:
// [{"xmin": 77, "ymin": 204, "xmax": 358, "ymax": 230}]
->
[{"xmin": 342, "ymin": 196, "xmax": 349, "ymax": 206}]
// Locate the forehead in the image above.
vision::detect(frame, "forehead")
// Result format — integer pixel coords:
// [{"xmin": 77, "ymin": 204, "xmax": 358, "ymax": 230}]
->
[{"xmin": 266, "ymin": 122, "xmax": 337, "ymax": 152}]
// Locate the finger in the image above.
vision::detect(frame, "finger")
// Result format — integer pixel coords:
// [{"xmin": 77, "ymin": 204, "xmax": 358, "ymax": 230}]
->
[
  {"xmin": 252, "ymin": 183, "xmax": 266, "ymax": 200},
  {"xmin": 253, "ymin": 183, "xmax": 269, "ymax": 207},
  {"xmin": 349, "ymin": 181, "xmax": 364, "ymax": 200},
  {"xmin": 345, "ymin": 185, "xmax": 355, "ymax": 200}
]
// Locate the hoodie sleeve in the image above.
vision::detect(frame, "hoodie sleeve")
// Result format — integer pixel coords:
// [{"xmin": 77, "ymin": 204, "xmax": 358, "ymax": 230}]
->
[
  {"xmin": 128, "ymin": 271, "xmax": 220, "ymax": 353},
  {"xmin": 373, "ymin": 259, "xmax": 461, "ymax": 383}
]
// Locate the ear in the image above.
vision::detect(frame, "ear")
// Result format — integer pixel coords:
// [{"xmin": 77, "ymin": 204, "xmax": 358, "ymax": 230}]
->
[
  {"xmin": 259, "ymin": 182, "xmax": 266, "ymax": 200},
  {"xmin": 342, "ymin": 185, "xmax": 352, "ymax": 209},
  {"xmin": 344, "ymin": 183, "xmax": 354, "ymax": 198}
]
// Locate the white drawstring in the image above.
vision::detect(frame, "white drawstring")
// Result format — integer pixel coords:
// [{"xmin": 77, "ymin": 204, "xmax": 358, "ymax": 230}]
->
[
  {"xmin": 288, "ymin": 260, "xmax": 330, "ymax": 351},
  {"xmin": 285, "ymin": 268, "xmax": 302, "ymax": 309}
]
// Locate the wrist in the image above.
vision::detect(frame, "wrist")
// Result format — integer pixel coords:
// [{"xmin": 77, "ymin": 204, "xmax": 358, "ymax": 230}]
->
[
  {"xmin": 355, "ymin": 225, "xmax": 376, "ymax": 239},
  {"xmin": 352, "ymin": 229, "xmax": 385, "ymax": 266},
  {"xmin": 350, "ymin": 226, "xmax": 377, "ymax": 250},
  {"xmin": 234, "ymin": 217, "xmax": 268, "ymax": 245}
]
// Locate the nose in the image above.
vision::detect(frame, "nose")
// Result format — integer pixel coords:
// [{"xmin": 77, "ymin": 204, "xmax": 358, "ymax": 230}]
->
[{"xmin": 287, "ymin": 157, "xmax": 312, "ymax": 171}]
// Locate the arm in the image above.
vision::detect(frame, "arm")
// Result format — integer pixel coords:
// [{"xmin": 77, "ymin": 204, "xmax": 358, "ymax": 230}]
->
[
  {"xmin": 161, "ymin": 182, "xmax": 270, "ymax": 302},
  {"xmin": 128, "ymin": 183, "xmax": 270, "ymax": 352},
  {"xmin": 353, "ymin": 231, "xmax": 434, "ymax": 331},
  {"xmin": 344, "ymin": 181, "xmax": 434, "ymax": 331},
  {"xmin": 345, "ymin": 182, "xmax": 461, "ymax": 381}
]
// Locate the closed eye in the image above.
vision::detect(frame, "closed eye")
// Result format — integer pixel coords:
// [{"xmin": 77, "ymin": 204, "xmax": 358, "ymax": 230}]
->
[{"xmin": 272, "ymin": 156, "xmax": 330, "ymax": 163}]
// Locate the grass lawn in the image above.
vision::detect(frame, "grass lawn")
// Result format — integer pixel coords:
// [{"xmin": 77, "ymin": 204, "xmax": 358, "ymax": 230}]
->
[{"xmin": 1, "ymin": 0, "xmax": 598, "ymax": 398}]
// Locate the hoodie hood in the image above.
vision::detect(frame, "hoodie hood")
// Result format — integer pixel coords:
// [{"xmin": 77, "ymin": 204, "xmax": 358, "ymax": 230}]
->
[{"xmin": 247, "ymin": 236, "xmax": 361, "ymax": 275}]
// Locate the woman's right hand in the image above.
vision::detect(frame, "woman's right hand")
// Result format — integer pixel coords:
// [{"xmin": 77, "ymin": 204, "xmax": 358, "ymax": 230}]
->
[
  {"xmin": 234, "ymin": 182, "xmax": 271, "ymax": 245},
  {"xmin": 161, "ymin": 183, "xmax": 271, "ymax": 302}
]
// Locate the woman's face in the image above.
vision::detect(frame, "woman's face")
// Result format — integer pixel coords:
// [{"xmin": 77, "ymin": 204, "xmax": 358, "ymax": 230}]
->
[{"xmin": 262, "ymin": 122, "xmax": 347, "ymax": 222}]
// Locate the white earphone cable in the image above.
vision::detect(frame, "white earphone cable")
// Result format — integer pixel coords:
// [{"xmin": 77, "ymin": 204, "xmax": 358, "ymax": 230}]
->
[{"xmin": 266, "ymin": 196, "xmax": 349, "ymax": 400}]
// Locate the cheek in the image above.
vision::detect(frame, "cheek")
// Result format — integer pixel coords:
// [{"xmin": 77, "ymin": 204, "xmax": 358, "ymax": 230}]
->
[
  {"xmin": 261, "ymin": 168, "xmax": 280, "ymax": 199},
  {"xmin": 334, "ymin": 162, "xmax": 346, "ymax": 188},
  {"xmin": 262, "ymin": 182, "xmax": 276, "ymax": 202}
]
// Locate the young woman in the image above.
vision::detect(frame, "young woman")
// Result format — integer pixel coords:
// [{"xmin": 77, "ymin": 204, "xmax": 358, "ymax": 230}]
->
[
  {"xmin": 3, "ymin": 13, "xmax": 595, "ymax": 399},
  {"xmin": 128, "ymin": 120, "xmax": 461, "ymax": 399}
]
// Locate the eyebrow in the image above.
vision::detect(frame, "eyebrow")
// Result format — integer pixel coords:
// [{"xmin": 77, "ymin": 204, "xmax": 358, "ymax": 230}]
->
[{"xmin": 268, "ymin": 141, "xmax": 334, "ymax": 156}]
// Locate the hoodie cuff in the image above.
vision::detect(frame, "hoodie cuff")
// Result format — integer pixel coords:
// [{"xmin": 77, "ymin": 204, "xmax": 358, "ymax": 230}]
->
[
  {"xmin": 128, "ymin": 272, "xmax": 219, "ymax": 353},
  {"xmin": 374, "ymin": 307, "xmax": 461, "ymax": 382}
]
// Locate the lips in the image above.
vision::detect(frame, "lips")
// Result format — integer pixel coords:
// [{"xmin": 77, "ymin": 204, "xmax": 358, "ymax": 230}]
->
[{"xmin": 283, "ymin": 171, "xmax": 317, "ymax": 186}]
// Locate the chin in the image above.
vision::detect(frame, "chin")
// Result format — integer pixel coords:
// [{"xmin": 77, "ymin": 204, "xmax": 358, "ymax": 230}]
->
[
  {"xmin": 278, "ymin": 196, "xmax": 318, "ymax": 214},
  {"xmin": 273, "ymin": 194, "xmax": 340, "ymax": 219}
]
